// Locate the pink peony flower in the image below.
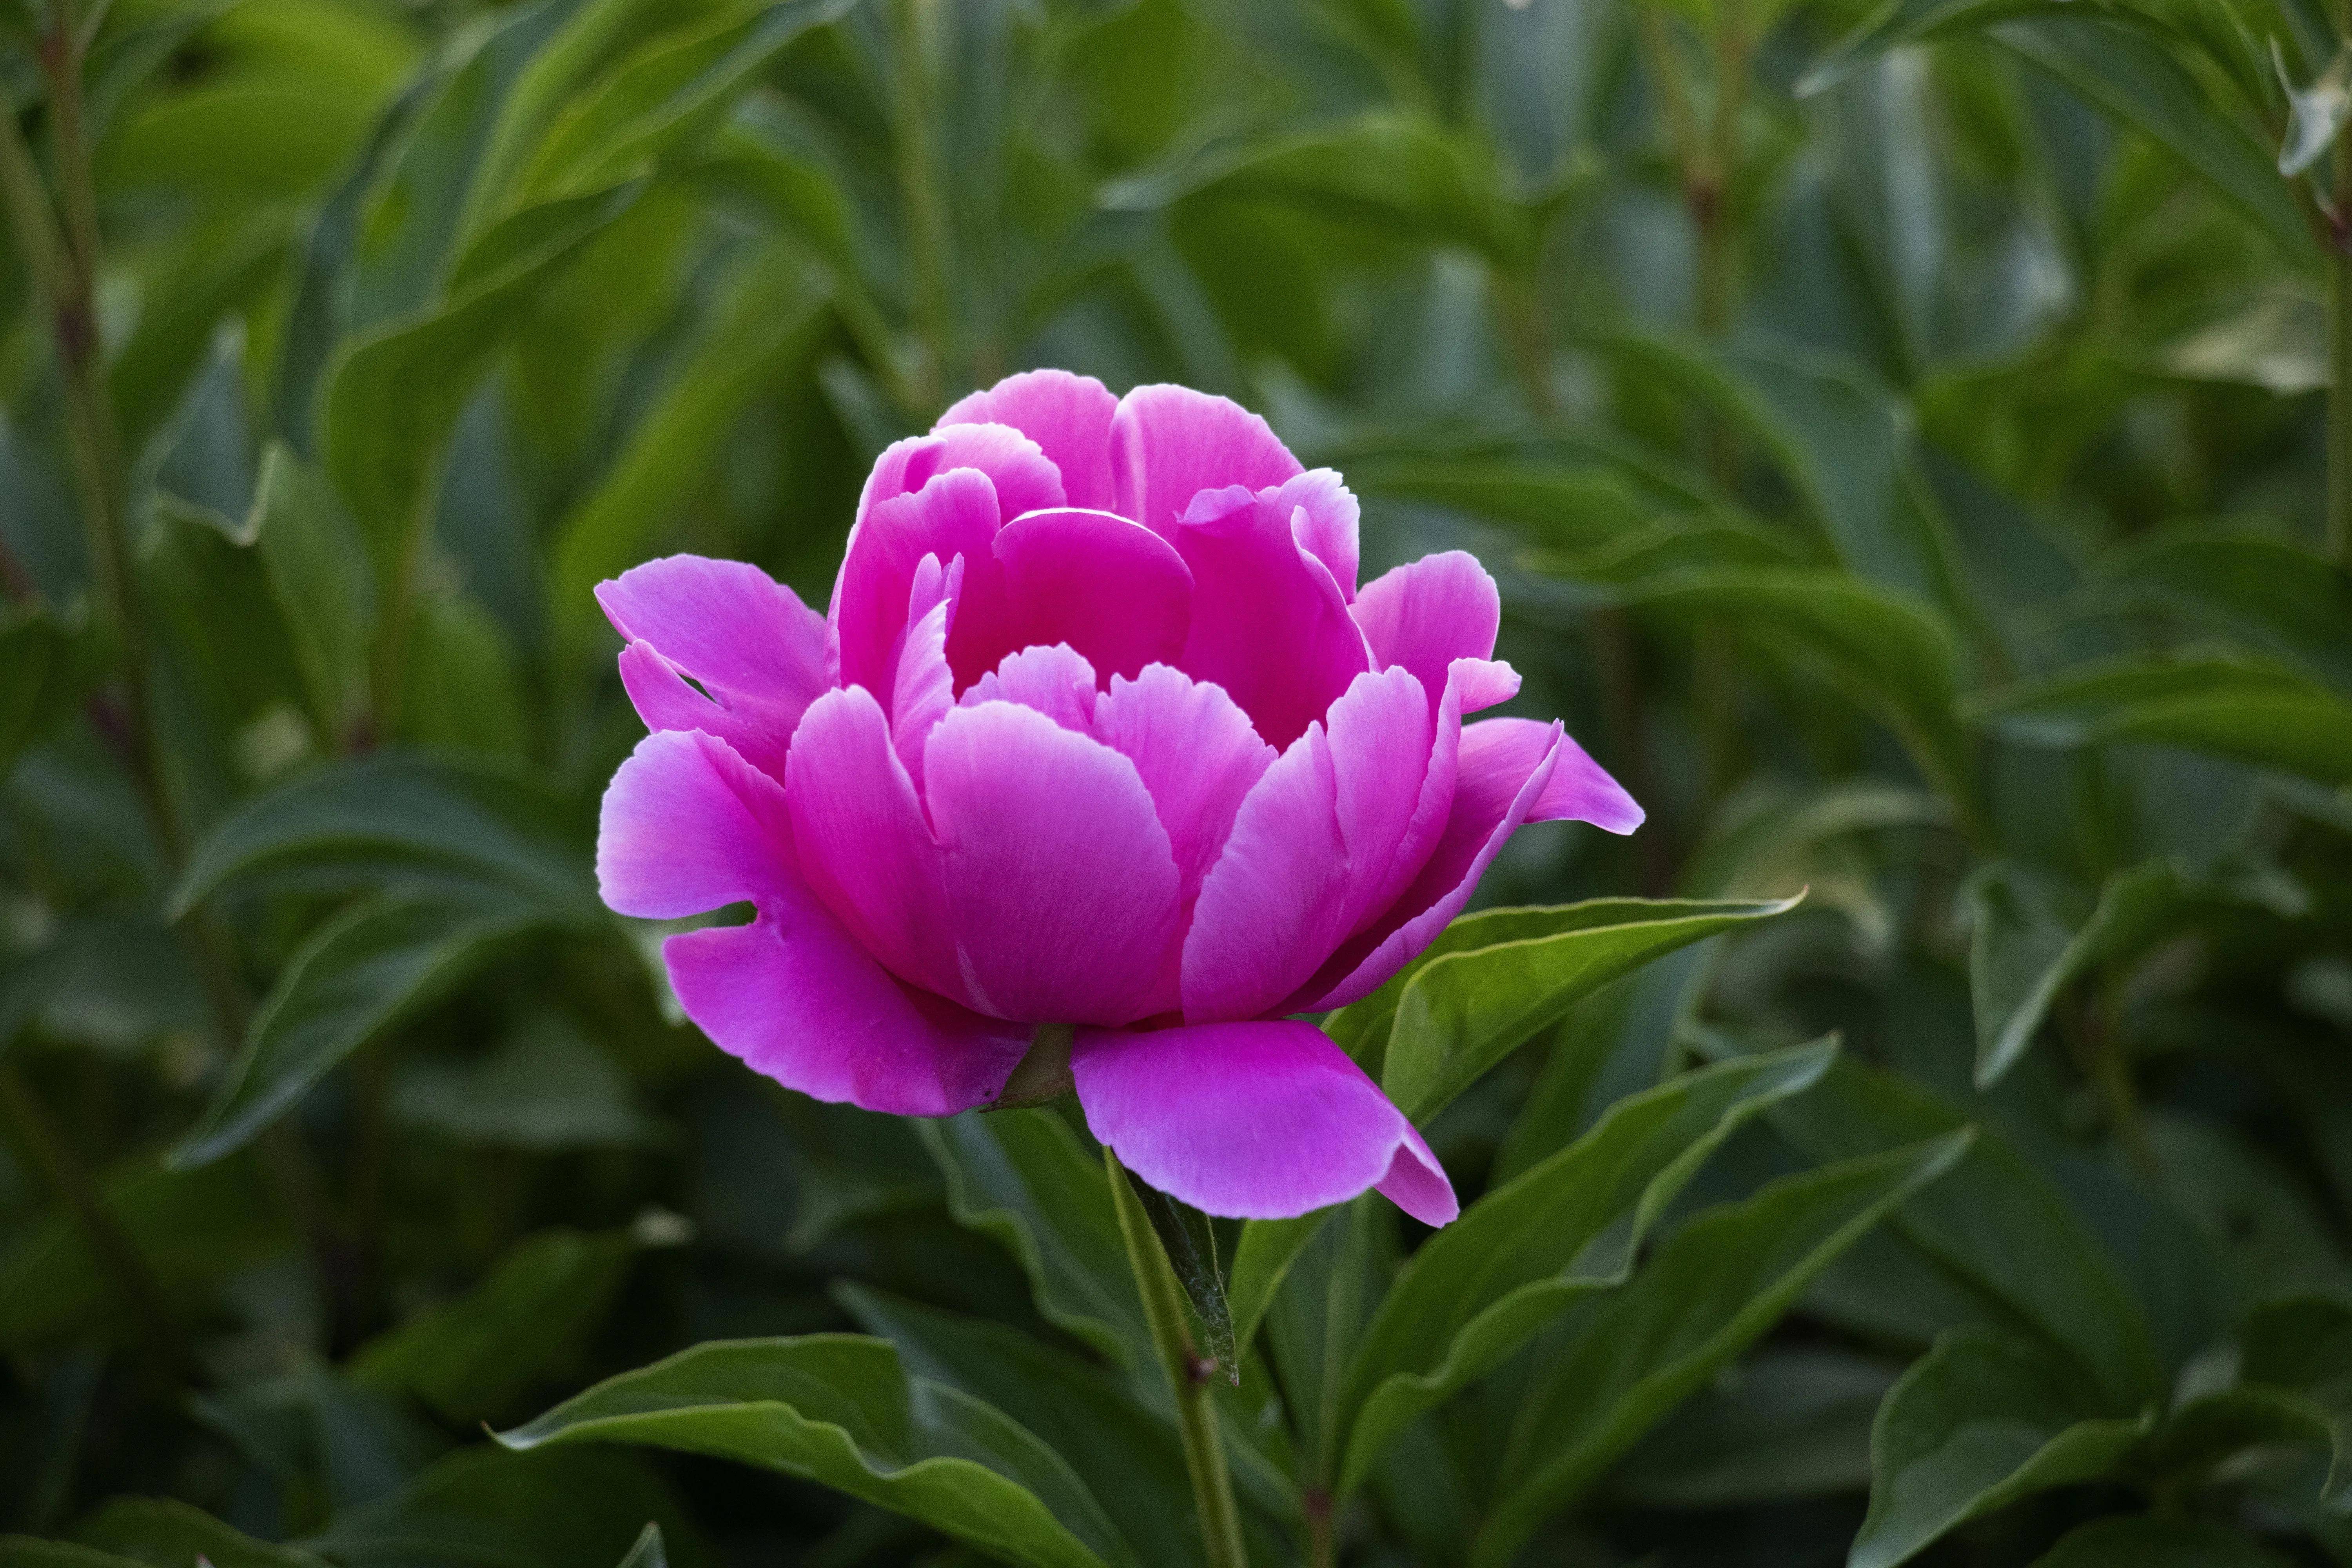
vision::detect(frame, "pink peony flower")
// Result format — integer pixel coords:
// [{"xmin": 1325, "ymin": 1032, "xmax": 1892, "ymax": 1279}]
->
[{"xmin": 595, "ymin": 373, "xmax": 1641, "ymax": 1225}]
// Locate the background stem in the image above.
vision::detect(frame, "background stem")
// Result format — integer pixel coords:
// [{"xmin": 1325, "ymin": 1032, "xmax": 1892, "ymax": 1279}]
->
[{"xmin": 1107, "ymin": 1148, "xmax": 1248, "ymax": 1568}]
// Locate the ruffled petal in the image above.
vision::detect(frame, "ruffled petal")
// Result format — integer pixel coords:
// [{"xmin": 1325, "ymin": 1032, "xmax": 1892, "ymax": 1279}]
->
[
  {"xmin": 830, "ymin": 466, "xmax": 1005, "ymax": 698},
  {"xmin": 1300, "ymin": 715, "xmax": 1567, "ymax": 1012},
  {"xmin": 1070, "ymin": 1020, "xmax": 1457, "ymax": 1224},
  {"xmin": 975, "ymin": 507, "xmax": 1192, "ymax": 686},
  {"xmin": 597, "ymin": 728, "xmax": 796, "ymax": 918},
  {"xmin": 856, "ymin": 421, "xmax": 1063, "ymax": 529},
  {"xmin": 937, "ymin": 370, "xmax": 1118, "ymax": 512},
  {"xmin": 784, "ymin": 686, "xmax": 963, "ymax": 1001},
  {"xmin": 1110, "ymin": 383, "xmax": 1302, "ymax": 540},
  {"xmin": 1352, "ymin": 552, "xmax": 1509, "ymax": 720},
  {"xmin": 598, "ymin": 556, "xmax": 829, "ymax": 781},
  {"xmin": 959, "ymin": 643, "xmax": 1099, "ymax": 735},
  {"xmin": 922, "ymin": 702, "xmax": 1182, "ymax": 1025},
  {"xmin": 1090, "ymin": 663, "xmax": 1274, "ymax": 913},
  {"xmin": 664, "ymin": 905, "xmax": 1029, "ymax": 1118},
  {"xmin": 1170, "ymin": 486, "xmax": 1372, "ymax": 750},
  {"xmin": 1276, "ymin": 468, "xmax": 1361, "ymax": 602}
]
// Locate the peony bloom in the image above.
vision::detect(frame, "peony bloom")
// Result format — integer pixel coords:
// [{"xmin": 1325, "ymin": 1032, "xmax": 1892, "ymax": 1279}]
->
[{"xmin": 595, "ymin": 373, "xmax": 1641, "ymax": 1225}]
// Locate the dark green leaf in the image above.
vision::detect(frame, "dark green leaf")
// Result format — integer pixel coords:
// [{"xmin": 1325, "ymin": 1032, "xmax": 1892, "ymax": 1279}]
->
[
  {"xmin": 2094, "ymin": 531, "xmax": 2352, "ymax": 693},
  {"xmin": 1120, "ymin": 1171, "xmax": 1237, "ymax": 1383},
  {"xmin": 71, "ymin": 1497, "xmax": 330, "ymax": 1568},
  {"xmin": 0, "ymin": 601, "xmax": 100, "ymax": 777},
  {"xmin": 303, "ymin": 1445, "xmax": 706, "ymax": 1568},
  {"xmin": 2031, "ymin": 1516, "xmax": 2294, "ymax": 1568}
]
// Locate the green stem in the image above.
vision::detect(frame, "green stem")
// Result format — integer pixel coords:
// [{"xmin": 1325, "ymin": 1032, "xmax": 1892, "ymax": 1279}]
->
[
  {"xmin": 0, "ymin": 1064, "xmax": 191, "ymax": 1380},
  {"xmin": 2329, "ymin": 167, "xmax": 2352, "ymax": 566},
  {"xmin": 1107, "ymin": 1148, "xmax": 1248, "ymax": 1568}
]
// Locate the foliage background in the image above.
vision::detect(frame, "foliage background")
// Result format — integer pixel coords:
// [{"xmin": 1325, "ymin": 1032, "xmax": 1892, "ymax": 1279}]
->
[{"xmin": 2, "ymin": 0, "xmax": 2351, "ymax": 1563}]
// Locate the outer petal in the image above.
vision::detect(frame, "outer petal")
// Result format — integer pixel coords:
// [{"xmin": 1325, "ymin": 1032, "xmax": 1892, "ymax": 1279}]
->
[
  {"xmin": 1276, "ymin": 469, "xmax": 1361, "ymax": 602},
  {"xmin": 598, "ymin": 556, "xmax": 829, "ymax": 780},
  {"xmin": 938, "ymin": 370, "xmax": 1118, "ymax": 512},
  {"xmin": 784, "ymin": 687, "xmax": 963, "ymax": 1000},
  {"xmin": 923, "ymin": 702, "xmax": 1182, "ymax": 1025},
  {"xmin": 1171, "ymin": 486, "xmax": 1372, "ymax": 750},
  {"xmin": 976, "ymin": 507, "xmax": 1192, "ymax": 686},
  {"xmin": 831, "ymin": 467, "xmax": 1004, "ymax": 697},
  {"xmin": 1300, "ymin": 716, "xmax": 1567, "ymax": 1012},
  {"xmin": 1111, "ymin": 384, "xmax": 1303, "ymax": 540},
  {"xmin": 1070, "ymin": 1020, "xmax": 1457, "ymax": 1224},
  {"xmin": 1091, "ymin": 663, "xmax": 1274, "ymax": 912},
  {"xmin": 599, "ymin": 730, "xmax": 1023, "ymax": 1116},
  {"xmin": 1352, "ymin": 552, "xmax": 1509, "ymax": 720},
  {"xmin": 1523, "ymin": 722, "xmax": 1646, "ymax": 833}
]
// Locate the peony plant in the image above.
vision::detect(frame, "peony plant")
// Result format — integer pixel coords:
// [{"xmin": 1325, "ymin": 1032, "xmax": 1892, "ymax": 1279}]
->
[{"xmin": 595, "ymin": 371, "xmax": 1640, "ymax": 1226}]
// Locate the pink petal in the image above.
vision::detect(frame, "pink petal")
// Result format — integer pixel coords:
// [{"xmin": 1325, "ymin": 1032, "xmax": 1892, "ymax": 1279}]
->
[
  {"xmin": 1277, "ymin": 469, "xmax": 1361, "ymax": 602},
  {"xmin": 597, "ymin": 556, "xmax": 829, "ymax": 781},
  {"xmin": 1352, "ymin": 552, "xmax": 1509, "ymax": 720},
  {"xmin": 975, "ymin": 507, "xmax": 1192, "ymax": 686},
  {"xmin": 890, "ymin": 557, "xmax": 958, "ymax": 788},
  {"xmin": 959, "ymin": 643, "xmax": 1100, "ymax": 735},
  {"xmin": 597, "ymin": 729, "xmax": 796, "ymax": 918},
  {"xmin": 856, "ymin": 422, "xmax": 1063, "ymax": 529},
  {"xmin": 937, "ymin": 370, "xmax": 1118, "ymax": 512},
  {"xmin": 1490, "ymin": 718, "xmax": 1646, "ymax": 834},
  {"xmin": 1170, "ymin": 486, "xmax": 1372, "ymax": 750},
  {"xmin": 665, "ymin": 903, "xmax": 1029, "ymax": 1118},
  {"xmin": 829, "ymin": 467, "xmax": 1005, "ymax": 698},
  {"xmin": 1327, "ymin": 667, "xmax": 1437, "ymax": 935},
  {"xmin": 1090, "ymin": 664, "xmax": 1275, "ymax": 913},
  {"xmin": 784, "ymin": 687, "xmax": 964, "ymax": 1001},
  {"xmin": 1110, "ymin": 383, "xmax": 1303, "ymax": 540},
  {"xmin": 1178, "ymin": 719, "xmax": 1349, "ymax": 1023},
  {"xmin": 1301, "ymin": 716, "xmax": 1566, "ymax": 1012},
  {"xmin": 1070, "ymin": 1020, "xmax": 1457, "ymax": 1224},
  {"xmin": 922, "ymin": 702, "xmax": 1182, "ymax": 1025}
]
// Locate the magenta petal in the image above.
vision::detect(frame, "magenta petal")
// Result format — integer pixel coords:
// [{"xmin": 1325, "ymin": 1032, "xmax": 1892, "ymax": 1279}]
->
[
  {"xmin": 1110, "ymin": 384, "xmax": 1303, "ymax": 539},
  {"xmin": 1301, "ymin": 716, "xmax": 1567, "ymax": 1013},
  {"xmin": 960, "ymin": 643, "xmax": 1099, "ymax": 734},
  {"xmin": 1352, "ymin": 552, "xmax": 1506, "ymax": 720},
  {"xmin": 1070, "ymin": 1020, "xmax": 1457, "ymax": 1223},
  {"xmin": 1325, "ymin": 667, "xmax": 1438, "ymax": 935},
  {"xmin": 830, "ymin": 467, "xmax": 1005, "ymax": 697},
  {"xmin": 597, "ymin": 729, "xmax": 796, "ymax": 918},
  {"xmin": 982, "ymin": 507, "xmax": 1192, "ymax": 685},
  {"xmin": 922, "ymin": 702, "xmax": 1182, "ymax": 1025},
  {"xmin": 1091, "ymin": 663, "xmax": 1275, "ymax": 912},
  {"xmin": 857, "ymin": 422, "xmax": 1063, "ymax": 528},
  {"xmin": 1276, "ymin": 469, "xmax": 1361, "ymax": 602},
  {"xmin": 666, "ymin": 904, "xmax": 1028, "ymax": 1117},
  {"xmin": 784, "ymin": 687, "xmax": 963, "ymax": 1001},
  {"xmin": 598, "ymin": 556, "xmax": 829, "ymax": 779},
  {"xmin": 1180, "ymin": 720, "xmax": 1350, "ymax": 1023},
  {"xmin": 1171, "ymin": 487, "xmax": 1372, "ymax": 750},
  {"xmin": 1486, "ymin": 718, "xmax": 1646, "ymax": 834},
  {"xmin": 890, "ymin": 561, "xmax": 958, "ymax": 787},
  {"xmin": 938, "ymin": 370, "xmax": 1118, "ymax": 512}
]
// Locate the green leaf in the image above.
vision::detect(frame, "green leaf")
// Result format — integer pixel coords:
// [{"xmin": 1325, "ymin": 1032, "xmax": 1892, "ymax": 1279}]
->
[
  {"xmin": 2150, "ymin": 1384, "xmax": 2345, "ymax": 1501},
  {"xmin": 324, "ymin": 179, "xmax": 641, "ymax": 585},
  {"xmin": 2277, "ymin": 41, "xmax": 2352, "ymax": 177},
  {"xmin": 351, "ymin": 1226, "xmax": 649, "ymax": 1423},
  {"xmin": 0, "ymin": 601, "xmax": 100, "ymax": 777},
  {"xmin": 1227, "ymin": 1210, "xmax": 1332, "ymax": 1362},
  {"xmin": 1120, "ymin": 1170, "xmax": 1238, "ymax": 1382},
  {"xmin": 1992, "ymin": 15, "xmax": 2312, "ymax": 256},
  {"xmin": 303, "ymin": 1446, "xmax": 705, "ymax": 1568},
  {"xmin": 1848, "ymin": 1328, "xmax": 2153, "ymax": 1568},
  {"xmin": 921, "ymin": 1110, "xmax": 1151, "ymax": 1372},
  {"xmin": 2094, "ymin": 530, "xmax": 2352, "ymax": 693},
  {"xmin": 549, "ymin": 245, "xmax": 831, "ymax": 648},
  {"xmin": 836, "ymin": 1287, "xmax": 1212, "ymax": 1568},
  {"xmin": 615, "ymin": 1524, "xmax": 666, "ymax": 1568},
  {"xmin": 390, "ymin": 1013, "xmax": 660, "ymax": 1149},
  {"xmin": 519, "ymin": 0, "xmax": 860, "ymax": 202},
  {"xmin": 1348, "ymin": 460, "xmax": 1658, "ymax": 552},
  {"xmin": 1799, "ymin": 0, "xmax": 2053, "ymax": 96},
  {"xmin": 248, "ymin": 443, "xmax": 377, "ymax": 746},
  {"xmin": 1475, "ymin": 1131, "xmax": 1976, "ymax": 1566},
  {"xmin": 1964, "ymin": 652, "xmax": 2352, "ymax": 784},
  {"xmin": 498, "ymin": 1337, "xmax": 1117, "ymax": 1568},
  {"xmin": 0, "ymin": 1543, "xmax": 144, "ymax": 1568},
  {"xmin": 1624, "ymin": 571, "xmax": 1976, "ymax": 815},
  {"xmin": 171, "ymin": 750, "xmax": 596, "ymax": 917},
  {"xmin": 1610, "ymin": 1348, "xmax": 1895, "ymax": 1508},
  {"xmin": 2032, "ymin": 1516, "xmax": 2295, "ymax": 1568},
  {"xmin": 171, "ymin": 888, "xmax": 546, "ymax": 1167},
  {"xmin": 1350, "ymin": 895, "xmax": 1804, "ymax": 1122},
  {"xmin": 1334, "ymin": 1039, "xmax": 1838, "ymax": 1499},
  {"xmin": 1965, "ymin": 858, "xmax": 2202, "ymax": 1088},
  {"xmin": 71, "ymin": 1497, "xmax": 330, "ymax": 1568}
]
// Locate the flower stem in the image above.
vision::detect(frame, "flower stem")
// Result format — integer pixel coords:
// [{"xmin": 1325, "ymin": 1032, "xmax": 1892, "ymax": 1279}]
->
[
  {"xmin": 2329, "ymin": 131, "xmax": 2352, "ymax": 568},
  {"xmin": 1106, "ymin": 1148, "xmax": 1248, "ymax": 1568}
]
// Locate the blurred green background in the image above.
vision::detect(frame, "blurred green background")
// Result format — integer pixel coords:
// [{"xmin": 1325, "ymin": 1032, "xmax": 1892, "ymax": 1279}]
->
[{"xmin": 3, "ymin": 0, "xmax": 2352, "ymax": 1563}]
